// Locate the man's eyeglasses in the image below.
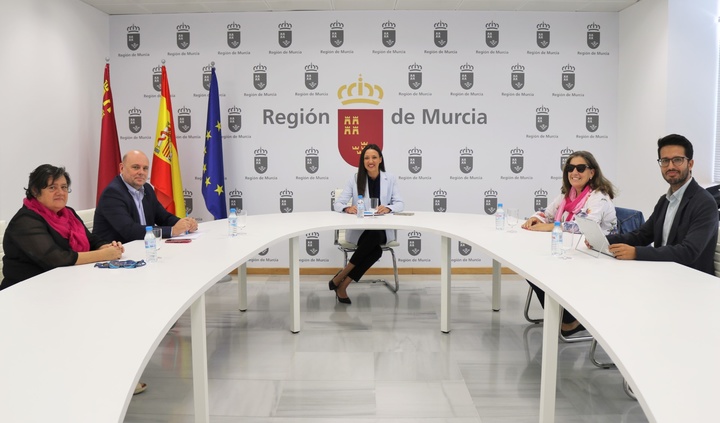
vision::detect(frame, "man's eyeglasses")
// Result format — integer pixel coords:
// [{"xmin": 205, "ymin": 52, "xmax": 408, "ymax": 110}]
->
[
  {"xmin": 45, "ymin": 185, "xmax": 72, "ymax": 193},
  {"xmin": 565, "ymin": 164, "xmax": 590, "ymax": 173},
  {"xmin": 657, "ymin": 157, "xmax": 688, "ymax": 167}
]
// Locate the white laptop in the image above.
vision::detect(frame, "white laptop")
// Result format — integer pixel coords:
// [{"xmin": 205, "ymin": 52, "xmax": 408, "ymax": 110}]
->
[{"xmin": 574, "ymin": 216, "xmax": 615, "ymax": 258}]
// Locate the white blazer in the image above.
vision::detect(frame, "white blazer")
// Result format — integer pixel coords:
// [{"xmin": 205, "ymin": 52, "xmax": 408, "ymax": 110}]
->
[{"xmin": 333, "ymin": 171, "xmax": 405, "ymax": 244}]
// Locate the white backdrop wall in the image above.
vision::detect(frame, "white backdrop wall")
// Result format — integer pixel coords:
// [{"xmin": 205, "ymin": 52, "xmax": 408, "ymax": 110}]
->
[{"xmin": 109, "ymin": 10, "xmax": 619, "ymax": 269}]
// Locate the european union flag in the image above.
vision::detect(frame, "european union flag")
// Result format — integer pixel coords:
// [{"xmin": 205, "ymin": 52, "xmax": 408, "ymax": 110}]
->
[{"xmin": 201, "ymin": 67, "xmax": 227, "ymax": 219}]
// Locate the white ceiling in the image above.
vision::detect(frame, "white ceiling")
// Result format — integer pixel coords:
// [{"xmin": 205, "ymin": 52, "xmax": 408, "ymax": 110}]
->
[{"xmin": 80, "ymin": 0, "xmax": 640, "ymax": 15}]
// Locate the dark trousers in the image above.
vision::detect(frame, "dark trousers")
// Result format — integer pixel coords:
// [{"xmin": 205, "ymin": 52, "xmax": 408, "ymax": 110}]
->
[
  {"xmin": 347, "ymin": 230, "xmax": 387, "ymax": 282},
  {"xmin": 527, "ymin": 281, "xmax": 576, "ymax": 324}
]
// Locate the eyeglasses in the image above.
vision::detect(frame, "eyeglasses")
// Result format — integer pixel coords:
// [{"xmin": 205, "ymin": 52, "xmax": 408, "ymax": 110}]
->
[
  {"xmin": 565, "ymin": 164, "xmax": 590, "ymax": 173},
  {"xmin": 94, "ymin": 260, "xmax": 146, "ymax": 269},
  {"xmin": 657, "ymin": 157, "xmax": 688, "ymax": 167},
  {"xmin": 45, "ymin": 185, "xmax": 71, "ymax": 193}
]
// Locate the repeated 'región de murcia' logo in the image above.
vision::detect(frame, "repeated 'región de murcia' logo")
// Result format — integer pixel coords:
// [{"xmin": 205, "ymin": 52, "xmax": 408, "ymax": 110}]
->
[
  {"xmin": 511, "ymin": 63, "xmax": 525, "ymax": 91},
  {"xmin": 128, "ymin": 108, "xmax": 142, "ymax": 134},
  {"xmin": 227, "ymin": 22, "xmax": 241, "ymax": 49},
  {"xmin": 460, "ymin": 63, "xmax": 473, "ymax": 90},
  {"xmin": 561, "ymin": 64, "xmax": 575, "ymax": 91},
  {"xmin": 459, "ymin": 147, "xmax": 473, "ymax": 174},
  {"xmin": 202, "ymin": 65, "xmax": 212, "ymax": 91},
  {"xmin": 560, "ymin": 147, "xmax": 574, "ymax": 171},
  {"xmin": 228, "ymin": 106, "xmax": 242, "ymax": 133},
  {"xmin": 305, "ymin": 147, "xmax": 319, "ymax": 174},
  {"xmin": 177, "ymin": 106, "xmax": 191, "ymax": 133},
  {"xmin": 382, "ymin": 20, "xmax": 396, "ymax": 47},
  {"xmin": 408, "ymin": 63, "xmax": 422, "ymax": 90},
  {"xmin": 278, "ymin": 21, "xmax": 292, "ymax": 48},
  {"xmin": 485, "ymin": 21, "xmax": 499, "ymax": 48},
  {"xmin": 183, "ymin": 189, "xmax": 193, "ymax": 215},
  {"xmin": 586, "ymin": 106, "xmax": 600, "ymax": 133},
  {"xmin": 458, "ymin": 241, "xmax": 472, "ymax": 256},
  {"xmin": 510, "ymin": 147, "xmax": 524, "ymax": 174},
  {"xmin": 176, "ymin": 22, "xmax": 190, "ymax": 50},
  {"xmin": 330, "ymin": 189, "xmax": 336, "ymax": 211},
  {"xmin": 484, "ymin": 189, "xmax": 498, "ymax": 215},
  {"xmin": 330, "ymin": 20, "xmax": 344, "ymax": 47},
  {"xmin": 407, "ymin": 231, "xmax": 422, "ymax": 256},
  {"xmin": 305, "ymin": 63, "xmax": 319, "ymax": 90},
  {"xmin": 536, "ymin": 22, "xmax": 550, "ymax": 49},
  {"xmin": 305, "ymin": 232, "xmax": 320, "ymax": 256},
  {"xmin": 229, "ymin": 189, "xmax": 243, "ymax": 212},
  {"xmin": 434, "ymin": 20, "xmax": 448, "ymax": 48},
  {"xmin": 254, "ymin": 148, "xmax": 268, "ymax": 174},
  {"xmin": 408, "ymin": 147, "xmax": 422, "ymax": 174},
  {"xmin": 253, "ymin": 63, "xmax": 267, "ymax": 91},
  {"xmin": 127, "ymin": 24, "xmax": 140, "ymax": 51},
  {"xmin": 152, "ymin": 66, "xmax": 162, "ymax": 92},
  {"xmin": 258, "ymin": 248, "xmax": 269, "ymax": 256},
  {"xmin": 536, "ymin": 105, "xmax": 549, "ymax": 133},
  {"xmin": 587, "ymin": 22, "xmax": 601, "ymax": 49},
  {"xmin": 534, "ymin": 189, "xmax": 548, "ymax": 212},
  {"xmin": 433, "ymin": 189, "xmax": 447, "ymax": 213},
  {"xmin": 279, "ymin": 189, "xmax": 293, "ymax": 213}
]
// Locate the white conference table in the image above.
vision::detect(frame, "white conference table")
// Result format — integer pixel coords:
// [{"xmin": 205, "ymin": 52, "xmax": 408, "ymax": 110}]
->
[{"xmin": 0, "ymin": 211, "xmax": 718, "ymax": 423}]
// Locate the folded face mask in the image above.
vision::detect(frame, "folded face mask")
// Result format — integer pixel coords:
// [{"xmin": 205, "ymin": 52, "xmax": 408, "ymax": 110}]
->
[{"xmin": 94, "ymin": 260, "xmax": 147, "ymax": 269}]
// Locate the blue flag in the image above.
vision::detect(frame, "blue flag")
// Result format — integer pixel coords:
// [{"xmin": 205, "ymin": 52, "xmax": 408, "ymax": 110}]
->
[{"xmin": 201, "ymin": 67, "xmax": 227, "ymax": 219}]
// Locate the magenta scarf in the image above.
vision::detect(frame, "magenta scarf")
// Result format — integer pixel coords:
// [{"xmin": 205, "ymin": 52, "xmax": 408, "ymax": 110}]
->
[
  {"xmin": 554, "ymin": 185, "xmax": 592, "ymax": 223},
  {"xmin": 23, "ymin": 198, "xmax": 90, "ymax": 252}
]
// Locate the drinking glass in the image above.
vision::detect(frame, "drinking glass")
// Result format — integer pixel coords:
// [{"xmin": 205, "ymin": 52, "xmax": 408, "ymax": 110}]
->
[
  {"xmin": 506, "ymin": 208, "xmax": 519, "ymax": 233},
  {"xmin": 560, "ymin": 232, "xmax": 575, "ymax": 259},
  {"xmin": 237, "ymin": 210, "xmax": 247, "ymax": 234},
  {"xmin": 369, "ymin": 198, "xmax": 380, "ymax": 216},
  {"xmin": 152, "ymin": 227, "xmax": 162, "ymax": 256}
]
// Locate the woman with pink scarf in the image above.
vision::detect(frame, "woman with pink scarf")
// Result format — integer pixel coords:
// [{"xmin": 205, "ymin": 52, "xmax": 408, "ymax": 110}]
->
[{"xmin": 521, "ymin": 151, "xmax": 617, "ymax": 336}]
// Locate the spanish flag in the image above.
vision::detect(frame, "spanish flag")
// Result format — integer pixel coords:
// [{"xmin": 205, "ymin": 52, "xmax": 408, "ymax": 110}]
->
[{"xmin": 151, "ymin": 65, "xmax": 185, "ymax": 217}]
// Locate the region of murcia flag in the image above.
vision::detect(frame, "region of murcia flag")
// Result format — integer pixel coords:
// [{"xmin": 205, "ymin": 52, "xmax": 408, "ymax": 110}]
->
[{"xmin": 337, "ymin": 74, "xmax": 384, "ymax": 167}]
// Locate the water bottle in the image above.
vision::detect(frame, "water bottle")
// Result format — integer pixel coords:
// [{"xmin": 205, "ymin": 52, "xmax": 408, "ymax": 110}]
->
[
  {"xmin": 551, "ymin": 221, "xmax": 563, "ymax": 256},
  {"xmin": 356, "ymin": 195, "xmax": 365, "ymax": 219},
  {"xmin": 228, "ymin": 208, "xmax": 238, "ymax": 237},
  {"xmin": 495, "ymin": 203, "xmax": 505, "ymax": 230},
  {"xmin": 144, "ymin": 226, "xmax": 157, "ymax": 263}
]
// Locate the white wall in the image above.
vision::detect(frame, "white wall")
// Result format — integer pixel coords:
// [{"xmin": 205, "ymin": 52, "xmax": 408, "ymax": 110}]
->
[{"xmin": 0, "ymin": 0, "xmax": 108, "ymax": 220}]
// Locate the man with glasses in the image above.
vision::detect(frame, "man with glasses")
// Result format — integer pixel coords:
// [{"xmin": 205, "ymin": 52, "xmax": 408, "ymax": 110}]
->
[{"xmin": 603, "ymin": 134, "xmax": 718, "ymax": 274}]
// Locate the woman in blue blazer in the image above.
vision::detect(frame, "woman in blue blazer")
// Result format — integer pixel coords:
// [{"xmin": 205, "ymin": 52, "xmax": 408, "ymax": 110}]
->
[{"xmin": 331, "ymin": 144, "xmax": 404, "ymax": 304}]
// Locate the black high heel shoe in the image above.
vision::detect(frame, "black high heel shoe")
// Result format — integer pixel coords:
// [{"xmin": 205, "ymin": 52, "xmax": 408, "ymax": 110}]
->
[
  {"xmin": 335, "ymin": 292, "xmax": 351, "ymax": 304},
  {"xmin": 328, "ymin": 271, "xmax": 341, "ymax": 291}
]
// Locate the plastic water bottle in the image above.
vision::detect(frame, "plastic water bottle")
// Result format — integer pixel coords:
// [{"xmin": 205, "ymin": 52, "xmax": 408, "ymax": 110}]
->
[
  {"xmin": 551, "ymin": 221, "xmax": 563, "ymax": 256},
  {"xmin": 356, "ymin": 195, "xmax": 365, "ymax": 219},
  {"xmin": 228, "ymin": 208, "xmax": 238, "ymax": 237},
  {"xmin": 144, "ymin": 226, "xmax": 157, "ymax": 263},
  {"xmin": 495, "ymin": 203, "xmax": 505, "ymax": 230}
]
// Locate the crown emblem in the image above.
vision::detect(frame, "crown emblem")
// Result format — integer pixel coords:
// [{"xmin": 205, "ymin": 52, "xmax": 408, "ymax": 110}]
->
[
  {"xmin": 561, "ymin": 147, "xmax": 574, "ymax": 155},
  {"xmin": 228, "ymin": 106, "xmax": 241, "ymax": 115},
  {"xmin": 459, "ymin": 147, "xmax": 473, "ymax": 156},
  {"xmin": 229, "ymin": 189, "xmax": 242, "ymax": 198},
  {"xmin": 408, "ymin": 147, "xmax": 422, "ymax": 156},
  {"xmin": 305, "ymin": 63, "xmax": 318, "ymax": 72},
  {"xmin": 511, "ymin": 147, "xmax": 524, "ymax": 156},
  {"xmin": 127, "ymin": 24, "xmax": 140, "ymax": 33},
  {"xmin": 128, "ymin": 107, "xmax": 141, "ymax": 116},
  {"xmin": 586, "ymin": 106, "xmax": 599, "ymax": 115},
  {"xmin": 278, "ymin": 21, "xmax": 292, "ymax": 30},
  {"xmin": 434, "ymin": 189, "xmax": 447, "ymax": 197},
  {"xmin": 484, "ymin": 189, "xmax": 498, "ymax": 197},
  {"xmin": 183, "ymin": 189, "xmax": 192, "ymax": 197},
  {"xmin": 460, "ymin": 63, "xmax": 474, "ymax": 72},
  {"xmin": 152, "ymin": 65, "xmax": 162, "ymax": 74},
  {"xmin": 434, "ymin": 20, "xmax": 448, "ymax": 30},
  {"xmin": 279, "ymin": 189, "xmax": 293, "ymax": 197},
  {"xmin": 562, "ymin": 64, "xmax": 575, "ymax": 73},
  {"xmin": 408, "ymin": 230, "xmax": 422, "ymax": 238},
  {"xmin": 337, "ymin": 74, "xmax": 384, "ymax": 106},
  {"xmin": 536, "ymin": 105, "xmax": 549, "ymax": 114},
  {"xmin": 306, "ymin": 232, "xmax": 319, "ymax": 238},
  {"xmin": 486, "ymin": 21, "xmax": 500, "ymax": 30},
  {"xmin": 177, "ymin": 106, "xmax": 191, "ymax": 115},
  {"xmin": 587, "ymin": 22, "xmax": 601, "ymax": 31},
  {"xmin": 254, "ymin": 148, "xmax": 267, "ymax": 156},
  {"xmin": 330, "ymin": 20, "xmax": 344, "ymax": 29},
  {"xmin": 352, "ymin": 141, "xmax": 368, "ymax": 153},
  {"xmin": 203, "ymin": 65, "xmax": 212, "ymax": 74},
  {"xmin": 382, "ymin": 20, "xmax": 396, "ymax": 29},
  {"xmin": 253, "ymin": 63, "xmax": 267, "ymax": 73},
  {"xmin": 227, "ymin": 22, "xmax": 241, "ymax": 31},
  {"xmin": 537, "ymin": 22, "xmax": 550, "ymax": 31},
  {"xmin": 177, "ymin": 23, "xmax": 190, "ymax": 32},
  {"xmin": 511, "ymin": 63, "xmax": 525, "ymax": 72},
  {"xmin": 305, "ymin": 147, "xmax": 319, "ymax": 156},
  {"xmin": 408, "ymin": 63, "xmax": 422, "ymax": 72},
  {"xmin": 535, "ymin": 188, "xmax": 548, "ymax": 197}
]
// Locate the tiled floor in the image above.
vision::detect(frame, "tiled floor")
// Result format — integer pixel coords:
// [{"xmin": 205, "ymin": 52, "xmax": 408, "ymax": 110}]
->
[{"xmin": 124, "ymin": 274, "xmax": 648, "ymax": 423}]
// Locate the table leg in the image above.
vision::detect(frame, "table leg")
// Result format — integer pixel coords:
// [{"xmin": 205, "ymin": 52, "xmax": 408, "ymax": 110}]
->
[
  {"xmin": 492, "ymin": 259, "xmax": 501, "ymax": 311},
  {"xmin": 539, "ymin": 294, "xmax": 560, "ymax": 422},
  {"xmin": 190, "ymin": 294, "xmax": 210, "ymax": 423},
  {"xmin": 440, "ymin": 235, "xmax": 451, "ymax": 333},
  {"xmin": 289, "ymin": 237, "xmax": 301, "ymax": 333},
  {"xmin": 237, "ymin": 263, "xmax": 247, "ymax": 312}
]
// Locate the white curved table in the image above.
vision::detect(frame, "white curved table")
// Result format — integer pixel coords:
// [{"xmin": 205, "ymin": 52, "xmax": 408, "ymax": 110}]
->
[{"xmin": 0, "ymin": 212, "xmax": 717, "ymax": 423}]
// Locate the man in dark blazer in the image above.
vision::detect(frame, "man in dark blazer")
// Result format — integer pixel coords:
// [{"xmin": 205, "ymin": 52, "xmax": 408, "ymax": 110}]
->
[
  {"xmin": 605, "ymin": 134, "xmax": 718, "ymax": 274},
  {"xmin": 94, "ymin": 150, "xmax": 197, "ymax": 244}
]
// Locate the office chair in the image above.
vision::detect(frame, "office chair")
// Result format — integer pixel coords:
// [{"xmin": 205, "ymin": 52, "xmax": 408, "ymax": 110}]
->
[{"xmin": 76, "ymin": 208, "xmax": 96, "ymax": 232}]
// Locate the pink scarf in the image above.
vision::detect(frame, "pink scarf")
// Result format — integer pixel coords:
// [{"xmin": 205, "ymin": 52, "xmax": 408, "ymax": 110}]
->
[
  {"xmin": 23, "ymin": 198, "xmax": 90, "ymax": 252},
  {"xmin": 554, "ymin": 185, "xmax": 592, "ymax": 223}
]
